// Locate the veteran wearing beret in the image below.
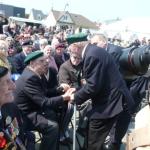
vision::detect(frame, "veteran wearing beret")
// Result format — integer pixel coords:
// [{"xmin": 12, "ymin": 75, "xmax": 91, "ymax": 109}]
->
[
  {"xmin": 14, "ymin": 51, "xmax": 75, "ymax": 150},
  {"xmin": 13, "ymin": 40, "xmax": 33, "ymax": 74},
  {"xmin": 0, "ymin": 53, "xmax": 30, "ymax": 150},
  {"xmin": 53, "ymin": 43, "xmax": 70, "ymax": 70}
]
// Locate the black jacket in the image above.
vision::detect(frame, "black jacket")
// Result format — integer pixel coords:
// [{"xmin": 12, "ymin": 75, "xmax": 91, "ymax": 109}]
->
[
  {"xmin": 74, "ymin": 44, "xmax": 135, "ymax": 119},
  {"xmin": 13, "ymin": 52, "xmax": 26, "ymax": 74},
  {"xmin": 41, "ymin": 67, "xmax": 60, "ymax": 97},
  {"xmin": 0, "ymin": 103, "xmax": 26, "ymax": 150},
  {"xmin": 14, "ymin": 68, "xmax": 65, "ymax": 128},
  {"xmin": 58, "ymin": 59, "xmax": 82, "ymax": 88}
]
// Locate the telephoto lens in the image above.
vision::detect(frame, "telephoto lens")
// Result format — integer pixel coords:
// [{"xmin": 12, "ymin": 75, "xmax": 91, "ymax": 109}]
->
[{"xmin": 119, "ymin": 45, "xmax": 150, "ymax": 79}]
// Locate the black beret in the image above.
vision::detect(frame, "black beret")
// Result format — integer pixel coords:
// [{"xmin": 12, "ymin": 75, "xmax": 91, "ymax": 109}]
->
[
  {"xmin": 24, "ymin": 51, "xmax": 44, "ymax": 64},
  {"xmin": 21, "ymin": 40, "xmax": 33, "ymax": 46},
  {"xmin": 0, "ymin": 67, "xmax": 8, "ymax": 78},
  {"xmin": 66, "ymin": 33, "xmax": 88, "ymax": 45}
]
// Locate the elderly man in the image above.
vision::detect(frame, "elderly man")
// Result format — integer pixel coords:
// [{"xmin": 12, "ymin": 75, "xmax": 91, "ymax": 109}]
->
[
  {"xmin": 13, "ymin": 40, "xmax": 33, "ymax": 74},
  {"xmin": 14, "ymin": 51, "xmax": 75, "ymax": 150},
  {"xmin": 70, "ymin": 36, "xmax": 134, "ymax": 150},
  {"xmin": 53, "ymin": 43, "xmax": 70, "ymax": 70}
]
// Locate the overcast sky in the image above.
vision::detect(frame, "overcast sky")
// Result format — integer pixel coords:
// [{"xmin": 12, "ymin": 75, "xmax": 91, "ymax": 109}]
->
[{"xmin": 1, "ymin": 0, "xmax": 150, "ymax": 22}]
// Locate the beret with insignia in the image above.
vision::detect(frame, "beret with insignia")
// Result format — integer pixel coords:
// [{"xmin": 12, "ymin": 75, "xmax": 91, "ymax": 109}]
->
[
  {"xmin": 21, "ymin": 40, "xmax": 33, "ymax": 46},
  {"xmin": 24, "ymin": 51, "xmax": 44, "ymax": 65},
  {"xmin": 66, "ymin": 33, "xmax": 88, "ymax": 45}
]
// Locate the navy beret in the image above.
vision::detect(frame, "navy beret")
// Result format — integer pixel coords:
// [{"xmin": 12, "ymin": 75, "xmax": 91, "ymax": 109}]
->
[
  {"xmin": 21, "ymin": 40, "xmax": 33, "ymax": 46},
  {"xmin": 24, "ymin": 51, "xmax": 44, "ymax": 64}
]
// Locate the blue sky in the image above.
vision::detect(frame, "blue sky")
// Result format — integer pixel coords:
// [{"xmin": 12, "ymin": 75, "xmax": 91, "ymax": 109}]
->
[{"xmin": 2, "ymin": 0, "xmax": 150, "ymax": 22}]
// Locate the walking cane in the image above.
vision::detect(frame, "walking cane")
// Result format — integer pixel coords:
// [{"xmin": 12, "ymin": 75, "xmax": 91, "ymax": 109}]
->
[{"xmin": 73, "ymin": 102, "xmax": 77, "ymax": 150}]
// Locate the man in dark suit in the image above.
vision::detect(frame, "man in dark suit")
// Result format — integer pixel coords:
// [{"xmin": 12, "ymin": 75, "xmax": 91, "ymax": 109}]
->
[
  {"xmin": 91, "ymin": 34, "xmax": 135, "ymax": 150},
  {"xmin": 13, "ymin": 40, "xmax": 33, "ymax": 74},
  {"xmin": 41, "ymin": 66, "xmax": 59, "ymax": 97},
  {"xmin": 14, "ymin": 51, "xmax": 74, "ymax": 150},
  {"xmin": 70, "ymin": 41, "xmax": 134, "ymax": 150}
]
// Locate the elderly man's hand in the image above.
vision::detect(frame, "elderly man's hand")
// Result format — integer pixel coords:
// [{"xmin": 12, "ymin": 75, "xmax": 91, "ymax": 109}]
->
[
  {"xmin": 60, "ymin": 83, "xmax": 70, "ymax": 92},
  {"xmin": 62, "ymin": 88, "xmax": 76, "ymax": 101}
]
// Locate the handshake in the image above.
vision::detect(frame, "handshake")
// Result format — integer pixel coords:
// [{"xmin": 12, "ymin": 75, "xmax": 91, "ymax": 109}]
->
[{"xmin": 59, "ymin": 83, "xmax": 75, "ymax": 102}]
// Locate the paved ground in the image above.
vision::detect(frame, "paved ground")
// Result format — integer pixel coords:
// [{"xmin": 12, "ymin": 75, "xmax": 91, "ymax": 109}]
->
[{"xmin": 35, "ymin": 114, "xmax": 135, "ymax": 150}]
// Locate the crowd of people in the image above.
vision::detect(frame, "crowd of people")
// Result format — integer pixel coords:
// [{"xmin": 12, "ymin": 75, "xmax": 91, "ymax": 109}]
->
[{"xmin": 0, "ymin": 20, "xmax": 149, "ymax": 150}]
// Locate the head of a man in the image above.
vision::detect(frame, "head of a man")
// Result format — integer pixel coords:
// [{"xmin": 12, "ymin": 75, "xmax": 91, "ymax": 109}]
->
[
  {"xmin": 43, "ymin": 45, "xmax": 53, "ymax": 58},
  {"xmin": 90, "ymin": 34, "xmax": 108, "ymax": 49},
  {"xmin": 69, "ymin": 43, "xmax": 83, "ymax": 66},
  {"xmin": 39, "ymin": 38, "xmax": 48, "ymax": 50},
  {"xmin": 24, "ymin": 51, "xmax": 49, "ymax": 76},
  {"xmin": 55, "ymin": 43, "xmax": 65, "ymax": 56},
  {"xmin": 21, "ymin": 40, "xmax": 33, "ymax": 55}
]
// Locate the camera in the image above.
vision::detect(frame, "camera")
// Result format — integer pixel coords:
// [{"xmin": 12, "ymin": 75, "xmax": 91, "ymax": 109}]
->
[
  {"xmin": 119, "ymin": 45, "xmax": 150, "ymax": 79},
  {"xmin": 107, "ymin": 44, "xmax": 150, "ymax": 80}
]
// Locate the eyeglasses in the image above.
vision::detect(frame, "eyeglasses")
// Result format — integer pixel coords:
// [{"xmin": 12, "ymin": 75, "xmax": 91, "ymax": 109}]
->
[{"xmin": 71, "ymin": 55, "xmax": 82, "ymax": 60}]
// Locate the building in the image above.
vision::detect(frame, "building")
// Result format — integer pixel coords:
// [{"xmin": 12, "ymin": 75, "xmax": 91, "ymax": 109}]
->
[
  {"xmin": 43, "ymin": 10, "xmax": 98, "ymax": 32},
  {"xmin": 29, "ymin": 8, "xmax": 46, "ymax": 21},
  {"xmin": 0, "ymin": 4, "xmax": 25, "ymax": 18}
]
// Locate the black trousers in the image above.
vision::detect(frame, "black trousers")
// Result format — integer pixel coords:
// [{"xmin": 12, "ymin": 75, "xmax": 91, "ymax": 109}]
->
[
  {"xmin": 87, "ymin": 116, "xmax": 118, "ymax": 150},
  {"xmin": 25, "ymin": 109, "xmax": 59, "ymax": 150},
  {"xmin": 109, "ymin": 110, "xmax": 131, "ymax": 145}
]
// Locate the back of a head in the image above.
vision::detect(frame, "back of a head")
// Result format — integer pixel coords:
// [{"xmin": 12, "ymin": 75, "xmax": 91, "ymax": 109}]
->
[{"xmin": 90, "ymin": 34, "xmax": 108, "ymax": 44}]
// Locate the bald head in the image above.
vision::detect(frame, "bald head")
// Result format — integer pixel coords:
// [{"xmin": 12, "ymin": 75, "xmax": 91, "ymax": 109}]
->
[{"xmin": 90, "ymin": 34, "xmax": 108, "ymax": 49}]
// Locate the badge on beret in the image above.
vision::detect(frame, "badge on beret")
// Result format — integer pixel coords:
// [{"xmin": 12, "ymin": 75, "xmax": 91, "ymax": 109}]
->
[{"xmin": 5, "ymin": 116, "xmax": 12, "ymax": 125}]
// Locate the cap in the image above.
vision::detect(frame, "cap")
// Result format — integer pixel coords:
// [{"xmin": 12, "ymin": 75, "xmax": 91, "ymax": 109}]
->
[
  {"xmin": 21, "ymin": 40, "xmax": 33, "ymax": 46},
  {"xmin": 24, "ymin": 51, "xmax": 44, "ymax": 64},
  {"xmin": 66, "ymin": 33, "xmax": 88, "ymax": 45}
]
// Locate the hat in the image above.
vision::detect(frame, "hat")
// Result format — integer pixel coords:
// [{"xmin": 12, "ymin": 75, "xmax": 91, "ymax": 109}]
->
[
  {"xmin": 55, "ymin": 43, "xmax": 65, "ymax": 49},
  {"xmin": 24, "ymin": 51, "xmax": 44, "ymax": 64},
  {"xmin": 0, "ymin": 53, "xmax": 9, "ymax": 78},
  {"xmin": 66, "ymin": 33, "xmax": 88, "ymax": 45},
  {"xmin": 21, "ymin": 40, "xmax": 33, "ymax": 46}
]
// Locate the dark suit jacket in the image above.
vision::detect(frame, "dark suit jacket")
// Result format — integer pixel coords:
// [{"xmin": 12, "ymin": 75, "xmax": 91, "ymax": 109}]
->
[
  {"xmin": 58, "ymin": 59, "xmax": 82, "ymax": 88},
  {"xmin": 0, "ymin": 103, "xmax": 26, "ymax": 148},
  {"xmin": 54, "ymin": 52, "xmax": 70, "ymax": 70},
  {"xmin": 14, "ymin": 68, "xmax": 64, "ymax": 128},
  {"xmin": 74, "ymin": 44, "xmax": 134, "ymax": 119},
  {"xmin": 13, "ymin": 52, "xmax": 26, "ymax": 74},
  {"xmin": 41, "ymin": 67, "xmax": 59, "ymax": 97}
]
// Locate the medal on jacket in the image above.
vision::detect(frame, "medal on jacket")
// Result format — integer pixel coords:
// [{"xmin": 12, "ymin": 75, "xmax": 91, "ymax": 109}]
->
[{"xmin": 0, "ymin": 132, "xmax": 6, "ymax": 148}]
